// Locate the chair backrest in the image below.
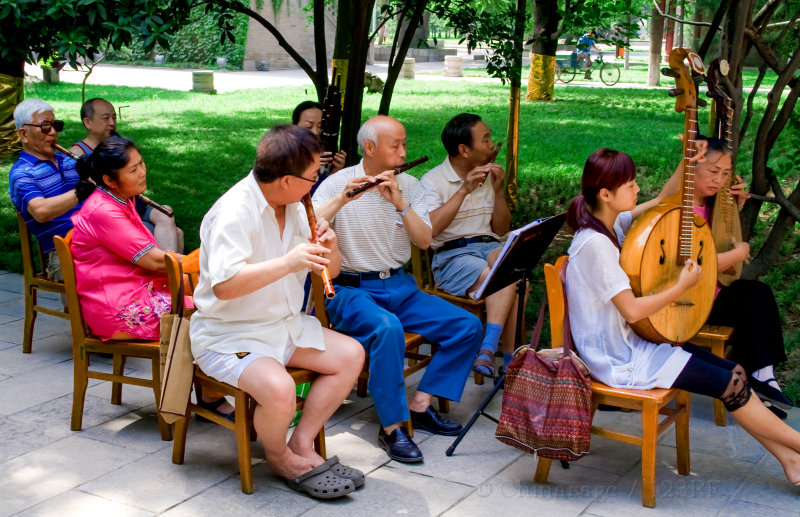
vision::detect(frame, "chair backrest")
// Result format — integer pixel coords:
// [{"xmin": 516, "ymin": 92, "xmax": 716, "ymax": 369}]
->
[
  {"xmin": 165, "ymin": 249, "xmax": 200, "ymax": 316},
  {"xmin": 409, "ymin": 244, "xmax": 429, "ymax": 290},
  {"xmin": 53, "ymin": 232, "xmax": 89, "ymax": 343},
  {"xmin": 16, "ymin": 211, "xmax": 47, "ymax": 279},
  {"xmin": 543, "ymin": 255, "xmax": 569, "ymax": 348},
  {"xmin": 309, "ymin": 274, "xmax": 330, "ymax": 328}
]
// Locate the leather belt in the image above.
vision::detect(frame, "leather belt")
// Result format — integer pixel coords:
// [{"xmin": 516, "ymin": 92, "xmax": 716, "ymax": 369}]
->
[
  {"xmin": 436, "ymin": 235, "xmax": 498, "ymax": 254},
  {"xmin": 334, "ymin": 268, "xmax": 402, "ymax": 288}
]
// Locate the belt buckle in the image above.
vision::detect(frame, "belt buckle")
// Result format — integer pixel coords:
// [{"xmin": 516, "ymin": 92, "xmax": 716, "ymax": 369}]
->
[{"xmin": 379, "ymin": 270, "xmax": 390, "ymax": 280}]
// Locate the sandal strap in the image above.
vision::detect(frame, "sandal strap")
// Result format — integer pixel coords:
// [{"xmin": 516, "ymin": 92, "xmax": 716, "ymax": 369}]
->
[
  {"xmin": 476, "ymin": 347, "xmax": 496, "ymax": 358},
  {"xmin": 294, "ymin": 460, "xmax": 334, "ymax": 483}
]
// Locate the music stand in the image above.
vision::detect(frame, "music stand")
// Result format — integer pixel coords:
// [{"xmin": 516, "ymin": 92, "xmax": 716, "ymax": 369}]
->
[{"xmin": 446, "ymin": 212, "xmax": 566, "ymax": 456}]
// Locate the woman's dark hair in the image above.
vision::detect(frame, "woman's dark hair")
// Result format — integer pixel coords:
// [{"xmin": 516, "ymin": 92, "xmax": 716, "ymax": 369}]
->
[
  {"xmin": 291, "ymin": 101, "xmax": 323, "ymax": 125},
  {"xmin": 441, "ymin": 113, "xmax": 482, "ymax": 157},
  {"xmin": 566, "ymin": 148, "xmax": 636, "ymax": 248},
  {"xmin": 254, "ymin": 125, "xmax": 323, "ymax": 183},
  {"xmin": 696, "ymin": 134, "xmax": 730, "ymax": 158},
  {"xmin": 75, "ymin": 136, "xmax": 138, "ymax": 189}
]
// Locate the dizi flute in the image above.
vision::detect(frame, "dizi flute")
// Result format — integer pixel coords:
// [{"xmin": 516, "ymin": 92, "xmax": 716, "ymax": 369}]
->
[
  {"xmin": 345, "ymin": 156, "xmax": 429, "ymax": 198},
  {"xmin": 302, "ymin": 194, "xmax": 336, "ymax": 299},
  {"xmin": 55, "ymin": 142, "xmax": 175, "ymax": 217}
]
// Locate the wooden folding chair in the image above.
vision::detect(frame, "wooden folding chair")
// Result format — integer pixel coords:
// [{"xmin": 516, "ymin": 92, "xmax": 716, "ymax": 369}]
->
[
  {"xmin": 16, "ymin": 212, "xmax": 69, "ymax": 353},
  {"xmin": 690, "ymin": 325, "xmax": 734, "ymax": 426},
  {"xmin": 53, "ymin": 233, "xmax": 171, "ymax": 440},
  {"xmin": 410, "ymin": 243, "xmax": 488, "ymax": 384},
  {"xmin": 533, "ymin": 256, "xmax": 690, "ymax": 508},
  {"xmin": 166, "ymin": 252, "xmax": 325, "ymax": 494},
  {"xmin": 310, "ymin": 274, "xmax": 449, "ymax": 437}
]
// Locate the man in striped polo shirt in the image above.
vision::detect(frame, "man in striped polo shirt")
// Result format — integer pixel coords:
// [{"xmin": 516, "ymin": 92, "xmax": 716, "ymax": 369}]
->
[
  {"xmin": 312, "ymin": 115, "xmax": 482, "ymax": 463},
  {"xmin": 420, "ymin": 113, "xmax": 517, "ymax": 379},
  {"xmin": 9, "ymin": 99, "xmax": 93, "ymax": 281}
]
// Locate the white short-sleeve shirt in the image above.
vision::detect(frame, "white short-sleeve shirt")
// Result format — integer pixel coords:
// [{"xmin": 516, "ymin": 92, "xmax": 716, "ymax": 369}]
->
[
  {"xmin": 311, "ymin": 160, "xmax": 431, "ymax": 272},
  {"xmin": 565, "ymin": 211, "xmax": 691, "ymax": 389},
  {"xmin": 420, "ymin": 156, "xmax": 499, "ymax": 249},
  {"xmin": 189, "ymin": 172, "xmax": 324, "ymax": 360}
]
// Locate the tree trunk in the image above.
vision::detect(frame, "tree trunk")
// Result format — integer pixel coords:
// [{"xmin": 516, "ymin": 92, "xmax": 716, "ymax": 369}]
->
[
  {"xmin": 505, "ymin": 0, "xmax": 527, "ymax": 210},
  {"xmin": 525, "ymin": 0, "xmax": 560, "ymax": 101},
  {"xmin": 379, "ymin": 0, "xmax": 427, "ymax": 116},
  {"xmin": 647, "ymin": 3, "xmax": 665, "ymax": 86},
  {"xmin": 743, "ymin": 183, "xmax": 800, "ymax": 279},
  {"xmin": 0, "ymin": 57, "xmax": 25, "ymax": 158},
  {"xmin": 664, "ymin": 0, "xmax": 675, "ymax": 56},
  {"xmin": 334, "ymin": 0, "xmax": 376, "ymax": 164}
]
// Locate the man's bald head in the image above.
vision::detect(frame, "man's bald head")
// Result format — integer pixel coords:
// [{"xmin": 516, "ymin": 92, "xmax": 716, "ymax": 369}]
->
[{"xmin": 357, "ymin": 116, "xmax": 407, "ymax": 173}]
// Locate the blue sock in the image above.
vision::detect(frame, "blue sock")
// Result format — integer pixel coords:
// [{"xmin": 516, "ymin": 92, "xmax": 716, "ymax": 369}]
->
[
  {"xmin": 503, "ymin": 353, "xmax": 513, "ymax": 368},
  {"xmin": 474, "ymin": 324, "xmax": 503, "ymax": 375}
]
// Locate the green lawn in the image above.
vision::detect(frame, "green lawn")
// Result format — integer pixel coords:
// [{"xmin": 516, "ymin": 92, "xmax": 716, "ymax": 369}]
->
[
  {"xmin": 2, "ymin": 78, "xmax": 798, "ymax": 398},
  {"xmin": 422, "ymin": 61, "xmax": 781, "ymax": 91}
]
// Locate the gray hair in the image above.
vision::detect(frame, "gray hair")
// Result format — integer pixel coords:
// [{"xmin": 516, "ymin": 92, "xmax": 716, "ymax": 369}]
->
[
  {"xmin": 356, "ymin": 119, "xmax": 379, "ymax": 154},
  {"xmin": 13, "ymin": 99, "xmax": 55, "ymax": 129}
]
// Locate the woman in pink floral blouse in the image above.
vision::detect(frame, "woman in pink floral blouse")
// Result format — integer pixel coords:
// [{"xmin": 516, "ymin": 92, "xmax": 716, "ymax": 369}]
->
[{"xmin": 71, "ymin": 136, "xmax": 183, "ymax": 340}]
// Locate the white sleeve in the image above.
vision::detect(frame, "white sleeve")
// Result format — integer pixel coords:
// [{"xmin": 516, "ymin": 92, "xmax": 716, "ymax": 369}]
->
[
  {"xmin": 407, "ymin": 179, "xmax": 432, "ymax": 228},
  {"xmin": 420, "ymin": 174, "xmax": 444, "ymax": 213},
  {"xmin": 204, "ymin": 207, "xmax": 253, "ymax": 287},
  {"xmin": 572, "ymin": 234, "xmax": 631, "ymax": 303}
]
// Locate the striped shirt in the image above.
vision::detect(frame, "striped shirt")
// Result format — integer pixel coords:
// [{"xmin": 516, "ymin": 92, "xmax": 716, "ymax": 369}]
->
[
  {"xmin": 420, "ymin": 156, "xmax": 499, "ymax": 249},
  {"xmin": 9, "ymin": 151, "xmax": 80, "ymax": 253},
  {"xmin": 312, "ymin": 160, "xmax": 431, "ymax": 272}
]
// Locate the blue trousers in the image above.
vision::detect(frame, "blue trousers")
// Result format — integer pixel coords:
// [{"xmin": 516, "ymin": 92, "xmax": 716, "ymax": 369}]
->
[{"xmin": 325, "ymin": 270, "xmax": 483, "ymax": 427}]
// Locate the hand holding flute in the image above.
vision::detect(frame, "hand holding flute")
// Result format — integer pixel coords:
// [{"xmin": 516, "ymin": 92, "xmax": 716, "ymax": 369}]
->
[{"xmin": 345, "ymin": 156, "xmax": 429, "ymax": 198}]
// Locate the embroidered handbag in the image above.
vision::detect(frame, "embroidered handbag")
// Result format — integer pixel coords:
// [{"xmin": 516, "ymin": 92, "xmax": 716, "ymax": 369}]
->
[{"xmin": 495, "ymin": 264, "xmax": 592, "ymax": 461}]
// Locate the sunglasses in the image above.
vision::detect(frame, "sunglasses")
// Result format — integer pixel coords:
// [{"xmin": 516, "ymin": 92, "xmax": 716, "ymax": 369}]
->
[{"xmin": 24, "ymin": 120, "xmax": 65, "ymax": 134}]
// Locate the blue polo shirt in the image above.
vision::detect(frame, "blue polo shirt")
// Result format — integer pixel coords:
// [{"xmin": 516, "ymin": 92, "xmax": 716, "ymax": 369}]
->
[
  {"xmin": 577, "ymin": 34, "xmax": 595, "ymax": 54},
  {"xmin": 9, "ymin": 151, "xmax": 81, "ymax": 253}
]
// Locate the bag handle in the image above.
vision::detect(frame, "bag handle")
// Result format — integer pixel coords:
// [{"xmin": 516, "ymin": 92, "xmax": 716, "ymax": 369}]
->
[
  {"xmin": 173, "ymin": 258, "xmax": 186, "ymax": 317},
  {"xmin": 527, "ymin": 290, "xmax": 548, "ymax": 352}
]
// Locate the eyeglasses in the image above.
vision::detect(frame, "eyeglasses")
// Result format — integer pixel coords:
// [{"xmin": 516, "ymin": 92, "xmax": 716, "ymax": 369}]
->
[
  {"xmin": 293, "ymin": 172, "xmax": 319, "ymax": 184},
  {"xmin": 24, "ymin": 120, "xmax": 65, "ymax": 134}
]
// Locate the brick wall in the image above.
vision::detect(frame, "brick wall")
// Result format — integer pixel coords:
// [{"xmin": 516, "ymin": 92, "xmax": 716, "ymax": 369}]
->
[{"xmin": 243, "ymin": 1, "xmax": 336, "ymax": 71}]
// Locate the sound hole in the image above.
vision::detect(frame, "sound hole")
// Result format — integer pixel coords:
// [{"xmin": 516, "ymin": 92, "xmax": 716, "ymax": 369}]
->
[
  {"xmin": 659, "ymin": 239, "xmax": 666, "ymax": 265},
  {"xmin": 697, "ymin": 240, "xmax": 704, "ymax": 265}
]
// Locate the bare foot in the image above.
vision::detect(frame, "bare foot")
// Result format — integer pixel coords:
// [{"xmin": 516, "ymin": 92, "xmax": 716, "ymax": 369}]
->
[
  {"xmin": 782, "ymin": 452, "xmax": 800, "ymax": 485},
  {"xmin": 266, "ymin": 447, "xmax": 322, "ymax": 479},
  {"xmin": 287, "ymin": 436, "xmax": 325, "ymax": 465}
]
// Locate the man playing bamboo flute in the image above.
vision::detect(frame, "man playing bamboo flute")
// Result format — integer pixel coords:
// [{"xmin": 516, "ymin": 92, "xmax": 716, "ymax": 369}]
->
[
  {"xmin": 312, "ymin": 115, "xmax": 482, "ymax": 463},
  {"xmin": 420, "ymin": 113, "xmax": 517, "ymax": 378}
]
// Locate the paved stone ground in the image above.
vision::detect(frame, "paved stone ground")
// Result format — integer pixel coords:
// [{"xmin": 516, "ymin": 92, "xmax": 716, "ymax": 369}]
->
[{"xmin": 1, "ymin": 269, "xmax": 799, "ymax": 516}]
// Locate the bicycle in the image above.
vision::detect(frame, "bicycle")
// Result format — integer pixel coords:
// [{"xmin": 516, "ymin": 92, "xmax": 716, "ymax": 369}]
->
[{"xmin": 556, "ymin": 53, "xmax": 621, "ymax": 86}]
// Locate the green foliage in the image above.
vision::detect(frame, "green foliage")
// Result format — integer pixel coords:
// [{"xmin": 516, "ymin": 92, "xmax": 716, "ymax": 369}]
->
[
  {"xmin": 108, "ymin": 9, "xmax": 249, "ymax": 68},
  {"xmin": 0, "ymin": 0, "xmax": 194, "ymax": 70}
]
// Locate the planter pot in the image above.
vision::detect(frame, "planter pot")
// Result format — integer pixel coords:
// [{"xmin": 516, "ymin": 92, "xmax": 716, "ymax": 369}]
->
[
  {"xmin": 41, "ymin": 66, "xmax": 60, "ymax": 84},
  {"xmin": 216, "ymin": 57, "xmax": 227, "ymax": 68},
  {"xmin": 154, "ymin": 55, "xmax": 165, "ymax": 65}
]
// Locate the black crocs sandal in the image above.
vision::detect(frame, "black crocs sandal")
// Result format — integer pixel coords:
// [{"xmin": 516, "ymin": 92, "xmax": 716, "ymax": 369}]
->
[
  {"xmin": 196, "ymin": 397, "xmax": 235, "ymax": 422},
  {"xmin": 285, "ymin": 458, "xmax": 355, "ymax": 499}
]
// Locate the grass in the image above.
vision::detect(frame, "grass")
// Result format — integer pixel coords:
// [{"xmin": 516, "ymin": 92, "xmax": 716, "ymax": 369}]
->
[
  {"xmin": 2, "ymin": 77, "xmax": 797, "ymax": 398},
  {"xmin": 421, "ymin": 60, "xmax": 782, "ymax": 91}
]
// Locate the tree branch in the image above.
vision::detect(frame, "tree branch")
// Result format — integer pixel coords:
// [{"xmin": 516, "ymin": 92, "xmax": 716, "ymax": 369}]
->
[
  {"xmin": 753, "ymin": 0, "xmax": 781, "ymax": 30},
  {"xmin": 313, "ymin": 0, "xmax": 328, "ymax": 92},
  {"xmin": 651, "ymin": 0, "xmax": 712, "ymax": 26},
  {"xmin": 767, "ymin": 172, "xmax": 800, "ymax": 223},
  {"xmin": 698, "ymin": 0, "xmax": 731, "ymax": 59}
]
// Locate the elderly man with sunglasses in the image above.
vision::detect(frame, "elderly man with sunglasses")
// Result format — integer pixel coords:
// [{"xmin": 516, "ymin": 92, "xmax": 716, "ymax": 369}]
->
[{"xmin": 9, "ymin": 99, "xmax": 94, "ymax": 281}]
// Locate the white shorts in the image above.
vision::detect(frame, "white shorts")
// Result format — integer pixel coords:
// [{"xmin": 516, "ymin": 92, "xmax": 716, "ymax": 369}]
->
[{"xmin": 195, "ymin": 343, "xmax": 297, "ymax": 388}]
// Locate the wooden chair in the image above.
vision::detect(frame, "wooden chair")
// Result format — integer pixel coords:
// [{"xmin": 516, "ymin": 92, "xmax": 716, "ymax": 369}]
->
[
  {"xmin": 53, "ymin": 233, "xmax": 172, "ymax": 440},
  {"xmin": 16, "ymin": 212, "xmax": 69, "ymax": 353},
  {"xmin": 533, "ymin": 256, "xmax": 690, "ymax": 508},
  {"xmin": 166, "ymin": 252, "xmax": 325, "ymax": 494},
  {"xmin": 689, "ymin": 325, "xmax": 734, "ymax": 426},
  {"xmin": 310, "ymin": 274, "xmax": 449, "ymax": 437},
  {"xmin": 410, "ymin": 244, "xmax": 488, "ymax": 384}
]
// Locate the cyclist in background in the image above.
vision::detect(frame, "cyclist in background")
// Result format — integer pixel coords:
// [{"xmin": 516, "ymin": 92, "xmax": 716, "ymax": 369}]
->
[{"xmin": 576, "ymin": 30, "xmax": 602, "ymax": 79}]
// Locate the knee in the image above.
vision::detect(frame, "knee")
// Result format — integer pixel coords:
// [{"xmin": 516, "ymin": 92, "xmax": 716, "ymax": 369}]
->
[
  {"xmin": 339, "ymin": 337, "xmax": 366, "ymax": 375},
  {"xmin": 372, "ymin": 312, "xmax": 404, "ymax": 342},
  {"xmin": 721, "ymin": 363, "xmax": 752, "ymax": 412},
  {"xmin": 251, "ymin": 372, "xmax": 297, "ymax": 410}
]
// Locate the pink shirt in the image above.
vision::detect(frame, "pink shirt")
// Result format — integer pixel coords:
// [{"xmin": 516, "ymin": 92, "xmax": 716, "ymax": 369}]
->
[{"xmin": 71, "ymin": 187, "xmax": 170, "ymax": 340}]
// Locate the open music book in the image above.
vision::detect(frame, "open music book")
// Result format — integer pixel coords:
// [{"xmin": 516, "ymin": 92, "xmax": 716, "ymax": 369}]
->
[{"xmin": 474, "ymin": 212, "xmax": 566, "ymax": 300}]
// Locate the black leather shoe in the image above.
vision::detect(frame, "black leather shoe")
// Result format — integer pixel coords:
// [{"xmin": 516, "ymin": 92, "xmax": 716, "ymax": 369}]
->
[
  {"xmin": 750, "ymin": 377, "xmax": 793, "ymax": 411},
  {"xmin": 410, "ymin": 406, "xmax": 463, "ymax": 436},
  {"xmin": 378, "ymin": 427, "xmax": 423, "ymax": 463}
]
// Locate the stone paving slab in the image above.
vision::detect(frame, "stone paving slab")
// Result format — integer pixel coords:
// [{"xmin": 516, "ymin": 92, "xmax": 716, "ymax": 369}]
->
[{"xmin": 1, "ymin": 269, "xmax": 799, "ymax": 515}]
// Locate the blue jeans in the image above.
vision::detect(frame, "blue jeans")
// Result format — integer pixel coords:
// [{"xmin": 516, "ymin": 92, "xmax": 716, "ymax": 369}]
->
[{"xmin": 325, "ymin": 270, "xmax": 483, "ymax": 426}]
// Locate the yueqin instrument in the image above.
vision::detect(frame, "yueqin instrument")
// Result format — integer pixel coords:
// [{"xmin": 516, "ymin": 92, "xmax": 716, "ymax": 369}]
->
[
  {"xmin": 302, "ymin": 194, "xmax": 335, "ymax": 299},
  {"xmin": 705, "ymin": 58, "xmax": 743, "ymax": 286},
  {"xmin": 619, "ymin": 48, "xmax": 717, "ymax": 344},
  {"xmin": 55, "ymin": 143, "xmax": 174, "ymax": 217},
  {"xmin": 345, "ymin": 156, "xmax": 429, "ymax": 198}
]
